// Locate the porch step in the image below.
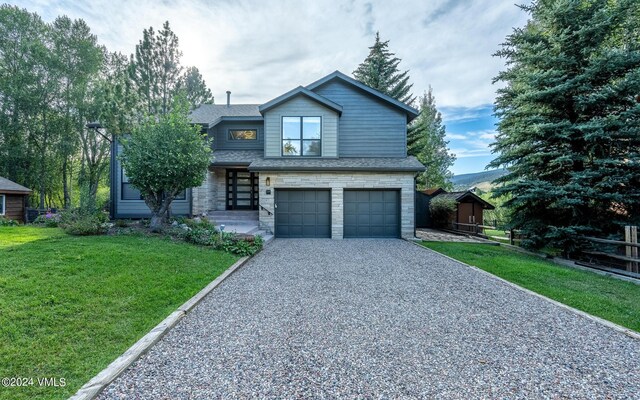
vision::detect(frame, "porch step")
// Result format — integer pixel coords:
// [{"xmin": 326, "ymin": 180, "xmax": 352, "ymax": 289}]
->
[
  {"xmin": 253, "ymin": 230, "xmax": 274, "ymax": 245},
  {"xmin": 208, "ymin": 210, "xmax": 258, "ymax": 224}
]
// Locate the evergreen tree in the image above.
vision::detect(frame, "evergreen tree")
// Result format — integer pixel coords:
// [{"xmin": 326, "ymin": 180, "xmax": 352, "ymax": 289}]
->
[
  {"xmin": 129, "ymin": 21, "xmax": 183, "ymax": 115},
  {"xmin": 490, "ymin": 0, "xmax": 640, "ymax": 251},
  {"xmin": 177, "ymin": 66, "xmax": 214, "ymax": 109},
  {"xmin": 407, "ymin": 88, "xmax": 455, "ymax": 189},
  {"xmin": 353, "ymin": 32, "xmax": 415, "ymax": 105}
]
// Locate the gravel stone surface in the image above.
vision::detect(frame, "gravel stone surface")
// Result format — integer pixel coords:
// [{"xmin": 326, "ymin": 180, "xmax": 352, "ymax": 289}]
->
[{"xmin": 99, "ymin": 239, "xmax": 640, "ymax": 399}]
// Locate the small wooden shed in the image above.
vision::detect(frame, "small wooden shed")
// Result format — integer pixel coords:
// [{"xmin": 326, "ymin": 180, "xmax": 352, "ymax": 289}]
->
[
  {"xmin": 433, "ymin": 190, "xmax": 495, "ymax": 229},
  {"xmin": 0, "ymin": 177, "xmax": 32, "ymax": 223},
  {"xmin": 416, "ymin": 188, "xmax": 495, "ymax": 230}
]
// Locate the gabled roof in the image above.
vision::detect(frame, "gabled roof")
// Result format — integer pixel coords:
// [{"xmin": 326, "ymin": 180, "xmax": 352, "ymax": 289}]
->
[
  {"xmin": 432, "ymin": 190, "xmax": 495, "ymax": 210},
  {"xmin": 0, "ymin": 177, "xmax": 32, "ymax": 194},
  {"xmin": 189, "ymin": 104, "xmax": 262, "ymax": 128},
  {"xmin": 305, "ymin": 70, "xmax": 419, "ymax": 121},
  {"xmin": 259, "ymin": 86, "xmax": 343, "ymax": 115},
  {"xmin": 423, "ymin": 187, "xmax": 446, "ymax": 196}
]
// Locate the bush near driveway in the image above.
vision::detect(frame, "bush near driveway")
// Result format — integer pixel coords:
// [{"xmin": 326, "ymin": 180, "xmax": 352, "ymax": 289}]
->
[{"xmin": 0, "ymin": 226, "xmax": 239, "ymax": 400}]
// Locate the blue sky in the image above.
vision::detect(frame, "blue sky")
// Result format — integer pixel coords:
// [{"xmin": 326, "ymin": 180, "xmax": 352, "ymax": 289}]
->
[{"xmin": 15, "ymin": 0, "xmax": 529, "ymax": 175}]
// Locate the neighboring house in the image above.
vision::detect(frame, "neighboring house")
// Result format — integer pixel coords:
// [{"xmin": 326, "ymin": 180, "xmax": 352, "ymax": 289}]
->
[
  {"xmin": 0, "ymin": 177, "xmax": 32, "ymax": 223},
  {"xmin": 416, "ymin": 188, "xmax": 495, "ymax": 230},
  {"xmin": 110, "ymin": 71, "xmax": 425, "ymax": 239}
]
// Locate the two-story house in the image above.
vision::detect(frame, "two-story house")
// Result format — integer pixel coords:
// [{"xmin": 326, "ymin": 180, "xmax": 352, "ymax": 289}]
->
[{"xmin": 110, "ymin": 71, "xmax": 425, "ymax": 239}]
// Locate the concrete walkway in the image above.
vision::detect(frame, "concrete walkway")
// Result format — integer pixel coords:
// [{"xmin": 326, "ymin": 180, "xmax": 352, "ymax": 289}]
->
[
  {"xmin": 416, "ymin": 228, "xmax": 488, "ymax": 243},
  {"xmin": 99, "ymin": 240, "xmax": 639, "ymax": 399}
]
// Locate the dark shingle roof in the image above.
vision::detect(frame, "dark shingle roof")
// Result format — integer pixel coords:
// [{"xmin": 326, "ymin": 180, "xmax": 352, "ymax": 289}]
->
[
  {"xmin": 432, "ymin": 191, "xmax": 495, "ymax": 209},
  {"xmin": 211, "ymin": 150, "xmax": 264, "ymax": 166},
  {"xmin": 248, "ymin": 156, "xmax": 425, "ymax": 172},
  {"xmin": 0, "ymin": 177, "xmax": 32, "ymax": 193},
  {"xmin": 189, "ymin": 104, "xmax": 262, "ymax": 126}
]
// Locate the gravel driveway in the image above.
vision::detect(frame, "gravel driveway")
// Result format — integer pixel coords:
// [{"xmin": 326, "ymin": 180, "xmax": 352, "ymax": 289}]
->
[{"xmin": 99, "ymin": 239, "xmax": 640, "ymax": 399}]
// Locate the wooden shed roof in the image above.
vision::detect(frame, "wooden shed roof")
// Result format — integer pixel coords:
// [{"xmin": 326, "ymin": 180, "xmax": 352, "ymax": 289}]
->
[{"xmin": 0, "ymin": 177, "xmax": 32, "ymax": 194}]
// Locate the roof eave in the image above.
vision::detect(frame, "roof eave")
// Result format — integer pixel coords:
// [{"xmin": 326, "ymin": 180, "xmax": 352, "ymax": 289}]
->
[
  {"xmin": 305, "ymin": 71, "xmax": 419, "ymax": 120},
  {"xmin": 259, "ymin": 86, "xmax": 343, "ymax": 116},
  {"xmin": 0, "ymin": 189, "xmax": 32, "ymax": 194},
  {"xmin": 248, "ymin": 166, "xmax": 424, "ymax": 173}
]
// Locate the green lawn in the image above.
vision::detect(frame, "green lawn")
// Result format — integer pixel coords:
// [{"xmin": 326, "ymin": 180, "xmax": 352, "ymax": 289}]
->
[
  {"xmin": 0, "ymin": 226, "xmax": 239, "ymax": 400},
  {"xmin": 421, "ymin": 242, "xmax": 640, "ymax": 332}
]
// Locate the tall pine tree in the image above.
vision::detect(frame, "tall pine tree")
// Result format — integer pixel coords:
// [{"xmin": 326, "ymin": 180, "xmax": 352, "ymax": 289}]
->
[
  {"xmin": 177, "ymin": 66, "xmax": 214, "ymax": 109},
  {"xmin": 353, "ymin": 32, "xmax": 415, "ymax": 105},
  {"xmin": 490, "ymin": 0, "xmax": 640, "ymax": 251},
  {"xmin": 408, "ymin": 87, "xmax": 455, "ymax": 189},
  {"xmin": 129, "ymin": 21, "xmax": 183, "ymax": 115}
]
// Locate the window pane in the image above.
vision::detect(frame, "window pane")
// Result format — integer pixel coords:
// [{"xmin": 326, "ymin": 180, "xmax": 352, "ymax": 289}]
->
[
  {"xmin": 229, "ymin": 129, "xmax": 257, "ymax": 140},
  {"xmin": 282, "ymin": 140, "xmax": 301, "ymax": 156},
  {"xmin": 303, "ymin": 117, "xmax": 321, "ymax": 139},
  {"xmin": 122, "ymin": 183, "xmax": 142, "ymax": 200},
  {"xmin": 0, "ymin": 195, "xmax": 4, "ymax": 214},
  {"xmin": 303, "ymin": 140, "xmax": 321, "ymax": 156},
  {"xmin": 283, "ymin": 117, "xmax": 301, "ymax": 139},
  {"xmin": 122, "ymin": 168, "xmax": 129, "ymax": 183},
  {"xmin": 175, "ymin": 190, "xmax": 186, "ymax": 200}
]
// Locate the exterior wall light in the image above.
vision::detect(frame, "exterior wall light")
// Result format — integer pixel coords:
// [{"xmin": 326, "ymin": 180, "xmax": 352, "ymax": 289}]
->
[{"xmin": 266, "ymin": 177, "xmax": 271, "ymax": 186}]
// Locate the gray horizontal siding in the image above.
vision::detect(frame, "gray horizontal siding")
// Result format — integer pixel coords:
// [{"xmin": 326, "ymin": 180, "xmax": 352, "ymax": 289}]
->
[
  {"xmin": 312, "ymin": 80, "xmax": 407, "ymax": 157},
  {"xmin": 210, "ymin": 121, "xmax": 264, "ymax": 150},
  {"xmin": 113, "ymin": 142, "xmax": 191, "ymax": 218}
]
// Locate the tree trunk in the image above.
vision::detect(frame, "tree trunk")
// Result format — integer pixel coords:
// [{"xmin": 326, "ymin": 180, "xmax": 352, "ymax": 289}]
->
[
  {"xmin": 149, "ymin": 214, "xmax": 164, "ymax": 232},
  {"xmin": 63, "ymin": 157, "xmax": 71, "ymax": 209}
]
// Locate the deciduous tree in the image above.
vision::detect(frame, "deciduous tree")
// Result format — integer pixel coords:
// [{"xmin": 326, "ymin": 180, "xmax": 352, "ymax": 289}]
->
[{"xmin": 119, "ymin": 96, "xmax": 211, "ymax": 232}]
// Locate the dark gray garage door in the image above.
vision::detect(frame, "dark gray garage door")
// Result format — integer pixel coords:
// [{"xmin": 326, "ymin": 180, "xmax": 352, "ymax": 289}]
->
[
  {"xmin": 275, "ymin": 189, "xmax": 331, "ymax": 238},
  {"xmin": 344, "ymin": 190, "xmax": 400, "ymax": 238}
]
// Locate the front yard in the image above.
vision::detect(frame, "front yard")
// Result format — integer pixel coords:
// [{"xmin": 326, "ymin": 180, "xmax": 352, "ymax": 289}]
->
[
  {"xmin": 0, "ymin": 226, "xmax": 239, "ymax": 400},
  {"xmin": 421, "ymin": 242, "xmax": 640, "ymax": 332}
]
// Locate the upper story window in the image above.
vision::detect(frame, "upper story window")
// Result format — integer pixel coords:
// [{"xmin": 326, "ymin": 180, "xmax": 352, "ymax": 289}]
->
[
  {"xmin": 282, "ymin": 116, "xmax": 321, "ymax": 156},
  {"xmin": 229, "ymin": 129, "xmax": 257, "ymax": 140}
]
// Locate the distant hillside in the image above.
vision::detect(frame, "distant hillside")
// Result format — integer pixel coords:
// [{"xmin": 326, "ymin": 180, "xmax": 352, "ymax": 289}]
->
[{"xmin": 450, "ymin": 169, "xmax": 508, "ymax": 191}]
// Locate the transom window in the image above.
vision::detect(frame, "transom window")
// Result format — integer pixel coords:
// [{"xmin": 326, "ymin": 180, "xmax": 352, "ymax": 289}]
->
[
  {"xmin": 282, "ymin": 116, "xmax": 321, "ymax": 156},
  {"xmin": 229, "ymin": 129, "xmax": 257, "ymax": 140}
]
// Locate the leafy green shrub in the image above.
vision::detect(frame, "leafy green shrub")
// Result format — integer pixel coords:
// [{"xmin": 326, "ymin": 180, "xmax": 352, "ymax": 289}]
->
[
  {"xmin": 184, "ymin": 227, "xmax": 218, "ymax": 246},
  {"xmin": 221, "ymin": 234, "xmax": 263, "ymax": 256},
  {"xmin": 62, "ymin": 216, "xmax": 108, "ymax": 236},
  {"xmin": 429, "ymin": 197, "xmax": 457, "ymax": 228},
  {"xmin": 58, "ymin": 209, "xmax": 110, "ymax": 236},
  {"xmin": 183, "ymin": 228, "xmax": 263, "ymax": 256},
  {"xmin": 0, "ymin": 216, "xmax": 18, "ymax": 226},
  {"xmin": 33, "ymin": 212, "xmax": 61, "ymax": 227}
]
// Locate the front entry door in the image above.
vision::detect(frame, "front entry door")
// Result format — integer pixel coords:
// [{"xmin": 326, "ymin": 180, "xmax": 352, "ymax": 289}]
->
[{"xmin": 226, "ymin": 169, "xmax": 258, "ymax": 210}]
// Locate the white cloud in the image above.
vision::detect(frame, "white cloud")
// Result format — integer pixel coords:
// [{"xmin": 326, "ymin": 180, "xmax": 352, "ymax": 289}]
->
[
  {"xmin": 16, "ymin": 0, "xmax": 528, "ymax": 107},
  {"xmin": 446, "ymin": 132, "xmax": 468, "ymax": 140},
  {"xmin": 450, "ymin": 148, "xmax": 493, "ymax": 158}
]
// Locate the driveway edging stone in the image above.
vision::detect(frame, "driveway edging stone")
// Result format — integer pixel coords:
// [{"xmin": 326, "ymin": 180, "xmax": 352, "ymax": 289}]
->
[
  {"xmin": 410, "ymin": 240, "xmax": 640, "ymax": 341},
  {"xmin": 69, "ymin": 254, "xmax": 252, "ymax": 400}
]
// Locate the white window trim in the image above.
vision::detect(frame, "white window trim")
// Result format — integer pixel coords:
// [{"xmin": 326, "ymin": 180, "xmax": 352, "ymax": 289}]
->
[{"xmin": 0, "ymin": 194, "xmax": 5, "ymax": 215}]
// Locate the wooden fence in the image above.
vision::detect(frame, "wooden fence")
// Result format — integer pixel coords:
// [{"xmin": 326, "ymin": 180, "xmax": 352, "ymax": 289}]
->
[{"xmin": 580, "ymin": 226, "xmax": 639, "ymax": 275}]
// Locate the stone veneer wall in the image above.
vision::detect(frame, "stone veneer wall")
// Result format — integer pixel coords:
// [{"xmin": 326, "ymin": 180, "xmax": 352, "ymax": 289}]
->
[
  {"xmin": 192, "ymin": 168, "xmax": 227, "ymax": 215},
  {"xmin": 258, "ymin": 171, "xmax": 416, "ymax": 239}
]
